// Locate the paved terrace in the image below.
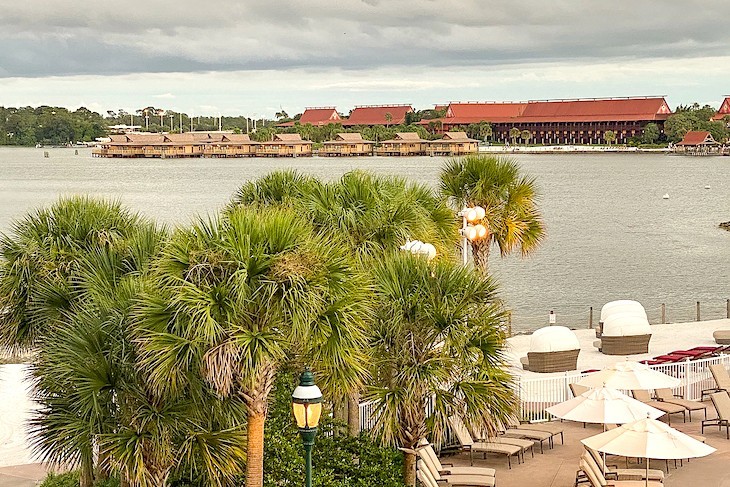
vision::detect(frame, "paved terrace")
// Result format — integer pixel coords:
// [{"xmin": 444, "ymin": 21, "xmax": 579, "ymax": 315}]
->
[
  {"xmin": 505, "ymin": 318, "xmax": 730, "ymax": 376},
  {"xmin": 440, "ymin": 415, "xmax": 730, "ymax": 487}
]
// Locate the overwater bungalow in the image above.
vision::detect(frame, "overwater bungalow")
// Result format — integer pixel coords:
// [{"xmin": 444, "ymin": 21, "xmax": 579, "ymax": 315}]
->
[
  {"xmin": 674, "ymin": 131, "xmax": 721, "ymax": 155},
  {"xmin": 320, "ymin": 133, "xmax": 374, "ymax": 156},
  {"xmin": 428, "ymin": 131, "xmax": 478, "ymax": 155},
  {"xmin": 93, "ymin": 133, "xmax": 204, "ymax": 158},
  {"xmin": 258, "ymin": 133, "xmax": 313, "ymax": 157},
  {"xmin": 202, "ymin": 134, "xmax": 259, "ymax": 157},
  {"xmin": 375, "ymin": 132, "xmax": 428, "ymax": 156}
]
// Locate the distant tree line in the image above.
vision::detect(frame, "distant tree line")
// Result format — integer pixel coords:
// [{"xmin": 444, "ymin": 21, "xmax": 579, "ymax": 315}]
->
[
  {"xmin": 664, "ymin": 103, "xmax": 729, "ymax": 144},
  {"xmin": 0, "ymin": 106, "xmax": 107, "ymax": 146}
]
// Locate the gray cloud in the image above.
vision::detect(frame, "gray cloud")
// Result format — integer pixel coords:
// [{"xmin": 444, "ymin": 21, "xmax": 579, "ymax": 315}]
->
[{"xmin": 1, "ymin": 0, "xmax": 729, "ymax": 78}]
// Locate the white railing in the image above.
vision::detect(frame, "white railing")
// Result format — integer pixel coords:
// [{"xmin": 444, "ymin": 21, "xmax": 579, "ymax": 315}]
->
[
  {"xmin": 515, "ymin": 354, "xmax": 730, "ymax": 422},
  {"xmin": 358, "ymin": 355, "xmax": 730, "ymax": 429}
]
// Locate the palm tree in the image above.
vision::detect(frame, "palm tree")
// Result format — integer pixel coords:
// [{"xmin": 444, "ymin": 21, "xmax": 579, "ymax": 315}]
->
[
  {"xmin": 0, "ymin": 197, "xmax": 247, "ymax": 487},
  {"xmin": 439, "ymin": 154, "xmax": 545, "ymax": 274},
  {"xmin": 384, "ymin": 112, "xmax": 393, "ymax": 127},
  {"xmin": 135, "ymin": 205, "xmax": 370, "ymax": 487},
  {"xmin": 520, "ymin": 129, "xmax": 532, "ymax": 145},
  {"xmin": 230, "ymin": 170, "xmax": 459, "ymax": 435},
  {"xmin": 508, "ymin": 127, "xmax": 521, "ymax": 145},
  {"xmin": 604, "ymin": 130, "xmax": 617, "ymax": 145},
  {"xmin": 367, "ymin": 252, "xmax": 517, "ymax": 486}
]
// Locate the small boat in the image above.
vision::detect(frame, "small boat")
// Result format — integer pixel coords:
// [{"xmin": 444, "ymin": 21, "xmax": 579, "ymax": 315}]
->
[
  {"xmin": 662, "ymin": 193, "xmax": 669, "ymax": 200},
  {"xmin": 704, "ymin": 185, "xmax": 711, "ymax": 189}
]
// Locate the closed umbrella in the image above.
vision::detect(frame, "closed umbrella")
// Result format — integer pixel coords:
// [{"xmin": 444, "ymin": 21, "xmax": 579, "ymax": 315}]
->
[
  {"xmin": 577, "ymin": 360, "xmax": 680, "ymax": 390},
  {"xmin": 582, "ymin": 416, "xmax": 716, "ymax": 486}
]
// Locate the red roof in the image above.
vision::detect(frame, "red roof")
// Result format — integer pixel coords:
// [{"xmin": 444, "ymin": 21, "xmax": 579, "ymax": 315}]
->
[
  {"xmin": 518, "ymin": 97, "xmax": 672, "ymax": 122},
  {"xmin": 440, "ymin": 97, "xmax": 672, "ymax": 125},
  {"xmin": 676, "ymin": 131, "xmax": 718, "ymax": 146},
  {"xmin": 445, "ymin": 102, "xmax": 528, "ymax": 123},
  {"xmin": 712, "ymin": 97, "xmax": 730, "ymax": 121},
  {"xmin": 342, "ymin": 105, "xmax": 413, "ymax": 126},
  {"xmin": 277, "ymin": 107, "xmax": 341, "ymax": 127}
]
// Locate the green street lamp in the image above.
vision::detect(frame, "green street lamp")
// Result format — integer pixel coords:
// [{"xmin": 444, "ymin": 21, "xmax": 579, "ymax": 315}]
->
[{"xmin": 292, "ymin": 369, "xmax": 323, "ymax": 487}]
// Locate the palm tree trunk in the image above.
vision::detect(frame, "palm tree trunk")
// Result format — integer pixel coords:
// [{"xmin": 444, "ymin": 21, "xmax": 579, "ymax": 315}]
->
[
  {"xmin": 333, "ymin": 399, "xmax": 347, "ymax": 435},
  {"xmin": 472, "ymin": 238, "xmax": 491, "ymax": 274},
  {"xmin": 80, "ymin": 457, "xmax": 94, "ymax": 487},
  {"xmin": 347, "ymin": 392, "xmax": 360, "ymax": 436},
  {"xmin": 402, "ymin": 451, "xmax": 417, "ymax": 486},
  {"xmin": 246, "ymin": 411, "xmax": 266, "ymax": 487}
]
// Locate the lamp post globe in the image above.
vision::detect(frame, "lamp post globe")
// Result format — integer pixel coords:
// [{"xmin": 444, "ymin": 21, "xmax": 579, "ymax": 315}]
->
[{"xmin": 292, "ymin": 369, "xmax": 322, "ymax": 487}]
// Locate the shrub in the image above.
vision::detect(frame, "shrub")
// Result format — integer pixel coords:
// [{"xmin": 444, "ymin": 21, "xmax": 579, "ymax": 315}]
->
[{"xmin": 264, "ymin": 372, "xmax": 405, "ymax": 487}]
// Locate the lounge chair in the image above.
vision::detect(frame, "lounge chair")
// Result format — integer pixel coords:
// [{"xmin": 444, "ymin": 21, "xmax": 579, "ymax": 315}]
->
[
  {"xmin": 701, "ymin": 392, "xmax": 730, "ymax": 439},
  {"xmin": 584, "ymin": 447, "xmax": 665, "ymax": 482},
  {"xmin": 470, "ymin": 427, "xmax": 535, "ymax": 459},
  {"xmin": 654, "ymin": 387, "xmax": 708, "ymax": 420},
  {"xmin": 416, "ymin": 439, "xmax": 497, "ymax": 478},
  {"xmin": 579, "ymin": 458, "xmax": 663, "ymax": 487},
  {"xmin": 417, "ymin": 460, "xmax": 495, "ymax": 487},
  {"xmin": 570, "ymin": 383, "xmax": 590, "ymax": 398},
  {"xmin": 497, "ymin": 422, "xmax": 552, "ymax": 452},
  {"xmin": 631, "ymin": 390, "xmax": 685, "ymax": 425},
  {"xmin": 506, "ymin": 416, "xmax": 565, "ymax": 445},
  {"xmin": 448, "ymin": 416, "xmax": 522, "ymax": 468},
  {"xmin": 713, "ymin": 330, "xmax": 730, "ymax": 344},
  {"xmin": 598, "ymin": 334, "xmax": 652, "ymax": 356},
  {"xmin": 702, "ymin": 363, "xmax": 730, "ymax": 400}
]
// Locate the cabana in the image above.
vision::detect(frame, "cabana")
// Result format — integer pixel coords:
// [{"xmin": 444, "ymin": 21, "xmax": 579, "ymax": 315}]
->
[
  {"xmin": 520, "ymin": 326, "xmax": 580, "ymax": 373},
  {"xmin": 594, "ymin": 312, "xmax": 652, "ymax": 356},
  {"xmin": 596, "ymin": 300, "xmax": 647, "ymax": 338}
]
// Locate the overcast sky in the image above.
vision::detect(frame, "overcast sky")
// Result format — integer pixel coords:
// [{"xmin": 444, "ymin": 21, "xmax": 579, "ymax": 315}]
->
[{"xmin": 1, "ymin": 0, "xmax": 729, "ymax": 117}]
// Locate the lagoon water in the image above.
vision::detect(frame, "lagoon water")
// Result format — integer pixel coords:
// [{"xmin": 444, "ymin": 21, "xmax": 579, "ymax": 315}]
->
[{"xmin": 0, "ymin": 147, "xmax": 728, "ymax": 331}]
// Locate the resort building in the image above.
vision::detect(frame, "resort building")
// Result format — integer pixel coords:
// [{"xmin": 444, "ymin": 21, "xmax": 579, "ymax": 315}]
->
[
  {"xmin": 375, "ymin": 132, "xmax": 428, "ymax": 156},
  {"xmin": 425, "ymin": 97, "xmax": 673, "ymax": 144},
  {"xmin": 321, "ymin": 133, "xmax": 374, "ymax": 156},
  {"xmin": 258, "ymin": 133, "xmax": 313, "ymax": 157},
  {"xmin": 202, "ymin": 134, "xmax": 259, "ymax": 157},
  {"xmin": 277, "ymin": 107, "xmax": 342, "ymax": 127},
  {"xmin": 341, "ymin": 105, "xmax": 414, "ymax": 127},
  {"xmin": 674, "ymin": 131, "xmax": 721, "ymax": 155},
  {"xmin": 428, "ymin": 131, "xmax": 478, "ymax": 156},
  {"xmin": 712, "ymin": 97, "xmax": 730, "ymax": 122}
]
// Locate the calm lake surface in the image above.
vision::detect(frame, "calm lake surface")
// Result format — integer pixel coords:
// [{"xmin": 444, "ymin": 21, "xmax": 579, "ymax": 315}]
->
[{"xmin": 0, "ymin": 147, "xmax": 728, "ymax": 331}]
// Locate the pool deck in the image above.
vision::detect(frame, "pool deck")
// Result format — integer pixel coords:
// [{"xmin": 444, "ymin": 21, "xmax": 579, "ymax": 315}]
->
[
  {"xmin": 440, "ymin": 413, "xmax": 730, "ymax": 486},
  {"xmin": 505, "ymin": 318, "xmax": 730, "ymax": 377}
]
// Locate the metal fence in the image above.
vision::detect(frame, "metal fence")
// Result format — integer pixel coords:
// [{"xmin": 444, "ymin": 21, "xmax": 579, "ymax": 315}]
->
[
  {"xmin": 516, "ymin": 354, "xmax": 730, "ymax": 422},
  {"xmin": 358, "ymin": 354, "xmax": 730, "ymax": 430}
]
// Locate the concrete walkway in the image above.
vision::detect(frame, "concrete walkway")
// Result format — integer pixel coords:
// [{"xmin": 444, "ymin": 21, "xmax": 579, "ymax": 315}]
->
[{"xmin": 0, "ymin": 464, "xmax": 46, "ymax": 487}]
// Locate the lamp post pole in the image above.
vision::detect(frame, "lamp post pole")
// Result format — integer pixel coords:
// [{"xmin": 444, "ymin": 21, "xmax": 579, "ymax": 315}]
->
[
  {"xmin": 458, "ymin": 205, "xmax": 487, "ymax": 266},
  {"xmin": 292, "ymin": 369, "xmax": 322, "ymax": 487}
]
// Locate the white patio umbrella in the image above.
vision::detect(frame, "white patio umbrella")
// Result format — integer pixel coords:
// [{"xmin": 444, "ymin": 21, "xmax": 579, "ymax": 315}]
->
[
  {"xmin": 546, "ymin": 386, "xmax": 664, "ymax": 476},
  {"xmin": 577, "ymin": 360, "xmax": 680, "ymax": 390},
  {"xmin": 582, "ymin": 416, "xmax": 716, "ymax": 486},
  {"xmin": 546, "ymin": 386, "xmax": 665, "ymax": 425}
]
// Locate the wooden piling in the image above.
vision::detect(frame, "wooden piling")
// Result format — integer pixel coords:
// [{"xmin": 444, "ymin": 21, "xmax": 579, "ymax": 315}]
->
[
  {"xmin": 507, "ymin": 311, "xmax": 512, "ymax": 337},
  {"xmin": 696, "ymin": 301, "xmax": 701, "ymax": 321},
  {"xmin": 661, "ymin": 303, "xmax": 666, "ymax": 324},
  {"xmin": 727, "ymin": 299, "xmax": 729, "ymax": 319},
  {"xmin": 589, "ymin": 306, "xmax": 593, "ymax": 329}
]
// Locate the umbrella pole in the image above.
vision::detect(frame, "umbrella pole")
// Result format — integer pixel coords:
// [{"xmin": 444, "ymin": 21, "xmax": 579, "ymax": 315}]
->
[{"xmin": 645, "ymin": 458, "xmax": 648, "ymax": 487}]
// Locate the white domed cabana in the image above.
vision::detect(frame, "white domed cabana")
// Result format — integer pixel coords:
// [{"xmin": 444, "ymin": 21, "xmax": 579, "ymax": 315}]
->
[
  {"xmin": 596, "ymin": 300, "xmax": 647, "ymax": 338},
  {"xmin": 520, "ymin": 326, "xmax": 580, "ymax": 373},
  {"xmin": 594, "ymin": 301, "xmax": 652, "ymax": 355}
]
